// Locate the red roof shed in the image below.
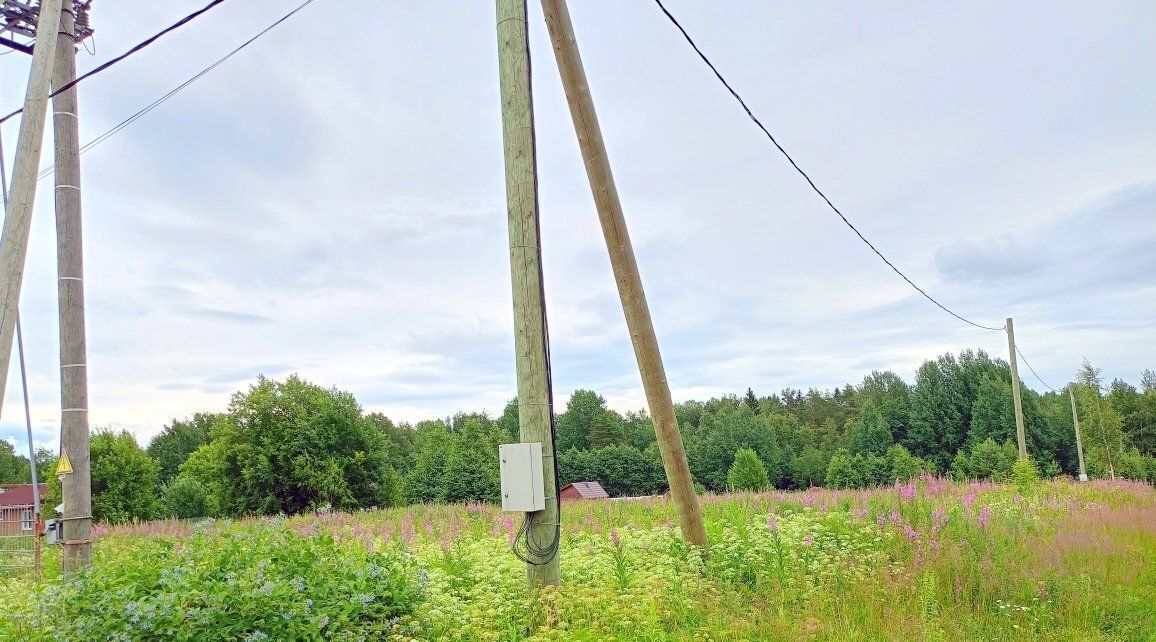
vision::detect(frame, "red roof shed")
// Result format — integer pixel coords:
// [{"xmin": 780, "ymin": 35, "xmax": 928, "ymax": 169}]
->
[
  {"xmin": 559, "ymin": 481, "xmax": 609, "ymax": 500},
  {"xmin": 0, "ymin": 484, "xmax": 45, "ymax": 507}
]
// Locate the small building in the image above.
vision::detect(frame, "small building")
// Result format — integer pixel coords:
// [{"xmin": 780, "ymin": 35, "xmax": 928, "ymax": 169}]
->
[
  {"xmin": 0, "ymin": 484, "xmax": 45, "ymax": 534},
  {"xmin": 559, "ymin": 481, "xmax": 609, "ymax": 500}
]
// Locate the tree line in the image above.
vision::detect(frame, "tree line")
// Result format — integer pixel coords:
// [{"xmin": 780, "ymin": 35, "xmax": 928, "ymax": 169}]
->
[{"xmin": 29, "ymin": 348, "xmax": 1156, "ymax": 523}]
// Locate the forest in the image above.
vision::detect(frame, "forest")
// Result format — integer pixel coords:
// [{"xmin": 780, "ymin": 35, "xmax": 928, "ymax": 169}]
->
[{"xmin": 6, "ymin": 347, "xmax": 1154, "ymax": 523}]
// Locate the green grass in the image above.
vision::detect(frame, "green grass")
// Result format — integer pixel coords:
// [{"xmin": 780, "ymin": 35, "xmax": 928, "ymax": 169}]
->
[{"xmin": 2, "ymin": 477, "xmax": 1153, "ymax": 641}]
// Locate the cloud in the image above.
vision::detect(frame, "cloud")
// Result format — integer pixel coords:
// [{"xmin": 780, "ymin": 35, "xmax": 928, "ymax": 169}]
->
[
  {"xmin": 1, "ymin": 1, "xmax": 1153, "ymax": 454},
  {"xmin": 934, "ymin": 236, "xmax": 1050, "ymax": 284}
]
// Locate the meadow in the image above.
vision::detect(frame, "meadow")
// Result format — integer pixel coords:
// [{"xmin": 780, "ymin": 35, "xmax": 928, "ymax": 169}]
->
[{"xmin": 2, "ymin": 476, "xmax": 1154, "ymax": 641}]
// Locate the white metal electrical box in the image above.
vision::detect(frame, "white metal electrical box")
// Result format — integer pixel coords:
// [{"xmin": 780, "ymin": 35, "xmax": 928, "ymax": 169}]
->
[{"xmin": 499, "ymin": 442, "xmax": 545, "ymax": 512}]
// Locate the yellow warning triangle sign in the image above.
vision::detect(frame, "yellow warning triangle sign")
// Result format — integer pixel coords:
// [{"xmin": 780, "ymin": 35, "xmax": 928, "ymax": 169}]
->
[{"xmin": 56, "ymin": 451, "xmax": 73, "ymax": 475}]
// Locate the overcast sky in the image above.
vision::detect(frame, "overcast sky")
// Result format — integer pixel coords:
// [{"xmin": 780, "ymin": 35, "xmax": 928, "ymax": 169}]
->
[{"xmin": 0, "ymin": 0, "xmax": 1153, "ymax": 455}]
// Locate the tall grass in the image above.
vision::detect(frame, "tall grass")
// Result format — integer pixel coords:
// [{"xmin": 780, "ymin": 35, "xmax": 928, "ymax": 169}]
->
[{"xmin": 2, "ymin": 477, "xmax": 1153, "ymax": 640}]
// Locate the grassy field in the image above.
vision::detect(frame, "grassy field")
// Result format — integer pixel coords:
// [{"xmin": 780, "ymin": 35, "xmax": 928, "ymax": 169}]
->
[{"xmin": 2, "ymin": 477, "xmax": 1154, "ymax": 641}]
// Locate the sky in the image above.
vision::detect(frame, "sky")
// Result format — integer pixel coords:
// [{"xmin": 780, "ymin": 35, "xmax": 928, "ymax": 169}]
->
[{"xmin": 0, "ymin": 0, "xmax": 1153, "ymax": 456}]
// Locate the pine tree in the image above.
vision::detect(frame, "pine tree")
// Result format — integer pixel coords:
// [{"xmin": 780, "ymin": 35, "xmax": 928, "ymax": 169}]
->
[{"xmin": 744, "ymin": 387, "xmax": 759, "ymax": 412}]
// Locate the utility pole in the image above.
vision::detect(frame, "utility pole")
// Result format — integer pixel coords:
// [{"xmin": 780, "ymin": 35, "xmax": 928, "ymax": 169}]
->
[
  {"xmin": 1068, "ymin": 385, "xmax": 1087, "ymax": 482},
  {"xmin": 53, "ymin": 4, "xmax": 92, "ymax": 574},
  {"xmin": 0, "ymin": 0, "xmax": 65, "ymax": 417},
  {"xmin": 0, "ymin": 80, "xmax": 41, "ymax": 537},
  {"xmin": 1005, "ymin": 318, "xmax": 1028, "ymax": 460},
  {"xmin": 496, "ymin": 0, "xmax": 561, "ymax": 589},
  {"xmin": 539, "ymin": 0, "xmax": 707, "ymax": 549},
  {"xmin": 1093, "ymin": 389, "xmax": 1116, "ymax": 480}
]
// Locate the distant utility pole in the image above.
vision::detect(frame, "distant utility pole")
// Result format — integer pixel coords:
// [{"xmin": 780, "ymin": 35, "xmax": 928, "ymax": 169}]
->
[
  {"xmin": 0, "ymin": 0, "xmax": 65, "ymax": 418},
  {"xmin": 1005, "ymin": 318, "xmax": 1028, "ymax": 460},
  {"xmin": 1067, "ymin": 385, "xmax": 1087, "ymax": 481},
  {"xmin": 539, "ymin": 0, "xmax": 707, "ymax": 548},
  {"xmin": 496, "ymin": 0, "xmax": 561, "ymax": 589},
  {"xmin": 53, "ymin": 3, "xmax": 93, "ymax": 575}
]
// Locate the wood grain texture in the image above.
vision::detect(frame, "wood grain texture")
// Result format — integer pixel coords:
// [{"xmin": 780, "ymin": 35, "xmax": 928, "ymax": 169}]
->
[
  {"xmin": 0, "ymin": 0, "xmax": 65, "ymax": 417},
  {"xmin": 497, "ymin": 0, "xmax": 562, "ymax": 588},
  {"xmin": 1006, "ymin": 318, "xmax": 1028, "ymax": 460},
  {"xmin": 539, "ymin": 0, "xmax": 708, "ymax": 549}
]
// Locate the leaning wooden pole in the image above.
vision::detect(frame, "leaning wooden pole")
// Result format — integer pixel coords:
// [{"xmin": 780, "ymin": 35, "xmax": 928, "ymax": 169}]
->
[
  {"xmin": 1005, "ymin": 318, "xmax": 1028, "ymax": 460},
  {"xmin": 53, "ymin": 5, "xmax": 92, "ymax": 575},
  {"xmin": 496, "ymin": 0, "xmax": 562, "ymax": 588},
  {"xmin": 540, "ymin": 0, "xmax": 707, "ymax": 548},
  {"xmin": 1068, "ymin": 385, "xmax": 1087, "ymax": 482},
  {"xmin": 0, "ymin": 0, "xmax": 65, "ymax": 417}
]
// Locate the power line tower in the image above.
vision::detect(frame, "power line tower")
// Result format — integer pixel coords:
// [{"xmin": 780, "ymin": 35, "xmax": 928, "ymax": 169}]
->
[
  {"xmin": 0, "ymin": 0, "xmax": 95, "ymax": 575},
  {"xmin": 0, "ymin": 1, "xmax": 92, "ymax": 52}
]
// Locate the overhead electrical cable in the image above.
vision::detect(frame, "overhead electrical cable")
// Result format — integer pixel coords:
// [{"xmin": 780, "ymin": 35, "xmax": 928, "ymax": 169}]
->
[
  {"xmin": 1016, "ymin": 346, "xmax": 1057, "ymax": 392},
  {"xmin": 34, "ymin": 0, "xmax": 320, "ymax": 181},
  {"xmin": 0, "ymin": 0, "xmax": 233, "ymax": 126},
  {"xmin": 651, "ymin": 0, "xmax": 1004, "ymax": 332}
]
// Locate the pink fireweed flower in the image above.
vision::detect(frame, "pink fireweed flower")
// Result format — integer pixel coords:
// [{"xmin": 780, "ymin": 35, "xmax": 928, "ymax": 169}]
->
[
  {"xmin": 977, "ymin": 506, "xmax": 991, "ymax": 530},
  {"xmin": 889, "ymin": 510, "xmax": 902, "ymax": 525},
  {"xmin": 767, "ymin": 516, "xmax": 779, "ymax": 531},
  {"xmin": 962, "ymin": 491, "xmax": 977, "ymax": 509},
  {"xmin": 876, "ymin": 513, "xmax": 887, "ymax": 527},
  {"xmin": 803, "ymin": 494, "xmax": 816, "ymax": 508},
  {"xmin": 610, "ymin": 529, "xmax": 620, "ymax": 547},
  {"xmin": 897, "ymin": 481, "xmax": 917, "ymax": 502},
  {"xmin": 903, "ymin": 524, "xmax": 919, "ymax": 541},
  {"xmin": 929, "ymin": 539, "xmax": 940, "ymax": 552},
  {"xmin": 803, "ymin": 534, "xmax": 814, "ymax": 545},
  {"xmin": 931, "ymin": 509, "xmax": 949, "ymax": 536}
]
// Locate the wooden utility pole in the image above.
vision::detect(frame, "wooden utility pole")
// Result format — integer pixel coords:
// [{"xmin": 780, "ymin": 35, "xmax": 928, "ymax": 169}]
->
[
  {"xmin": 0, "ymin": 0, "xmax": 64, "ymax": 417},
  {"xmin": 1068, "ymin": 385, "xmax": 1087, "ymax": 482},
  {"xmin": 496, "ymin": 0, "xmax": 561, "ymax": 589},
  {"xmin": 1005, "ymin": 318, "xmax": 1028, "ymax": 460},
  {"xmin": 539, "ymin": 0, "xmax": 707, "ymax": 548},
  {"xmin": 53, "ymin": 4, "xmax": 92, "ymax": 574}
]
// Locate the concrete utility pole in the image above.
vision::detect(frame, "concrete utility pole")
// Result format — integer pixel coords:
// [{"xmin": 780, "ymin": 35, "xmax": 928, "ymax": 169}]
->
[
  {"xmin": 1005, "ymin": 318, "xmax": 1028, "ymax": 460},
  {"xmin": 0, "ymin": 0, "xmax": 65, "ymax": 417},
  {"xmin": 539, "ymin": 0, "xmax": 707, "ymax": 549},
  {"xmin": 1068, "ymin": 385, "xmax": 1087, "ymax": 482},
  {"xmin": 53, "ymin": 4, "xmax": 92, "ymax": 574},
  {"xmin": 496, "ymin": 0, "xmax": 561, "ymax": 589}
]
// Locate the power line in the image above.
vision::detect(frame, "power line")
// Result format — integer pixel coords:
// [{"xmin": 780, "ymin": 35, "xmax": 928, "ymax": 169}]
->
[
  {"xmin": 1016, "ymin": 346, "xmax": 1056, "ymax": 392},
  {"xmin": 651, "ymin": 0, "xmax": 1004, "ymax": 332},
  {"xmin": 35, "ymin": 0, "xmax": 320, "ymax": 181},
  {"xmin": 0, "ymin": 0, "xmax": 232, "ymax": 126}
]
